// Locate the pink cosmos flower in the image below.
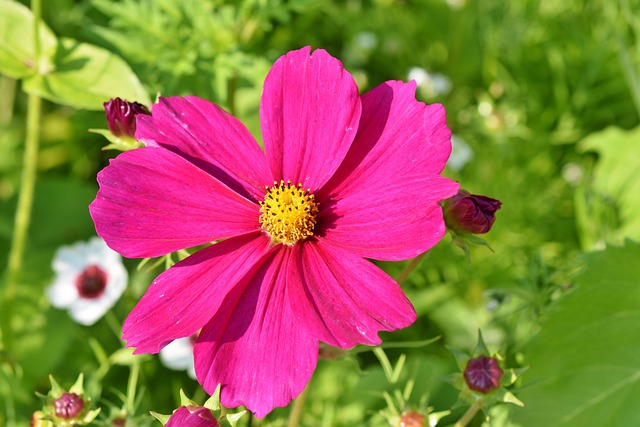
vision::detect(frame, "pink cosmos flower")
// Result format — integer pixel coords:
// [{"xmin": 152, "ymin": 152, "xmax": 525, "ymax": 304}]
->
[{"xmin": 90, "ymin": 47, "xmax": 459, "ymax": 417}]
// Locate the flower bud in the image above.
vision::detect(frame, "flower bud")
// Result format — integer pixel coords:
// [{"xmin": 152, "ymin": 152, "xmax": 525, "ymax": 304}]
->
[
  {"xmin": 443, "ymin": 190, "xmax": 501, "ymax": 235},
  {"xmin": 30, "ymin": 411, "xmax": 51, "ymax": 427},
  {"xmin": 103, "ymin": 98, "xmax": 151, "ymax": 138},
  {"xmin": 54, "ymin": 393, "xmax": 84, "ymax": 419},
  {"xmin": 398, "ymin": 411, "xmax": 425, "ymax": 427},
  {"xmin": 166, "ymin": 406, "xmax": 220, "ymax": 427},
  {"xmin": 463, "ymin": 355, "xmax": 503, "ymax": 394}
]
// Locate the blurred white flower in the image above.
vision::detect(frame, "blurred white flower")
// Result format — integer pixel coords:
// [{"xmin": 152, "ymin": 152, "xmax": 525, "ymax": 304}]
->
[
  {"xmin": 408, "ymin": 67, "xmax": 452, "ymax": 98},
  {"xmin": 46, "ymin": 237, "xmax": 127, "ymax": 325},
  {"xmin": 159, "ymin": 336, "xmax": 196, "ymax": 379},
  {"xmin": 447, "ymin": 135, "xmax": 474, "ymax": 172},
  {"xmin": 354, "ymin": 32, "xmax": 378, "ymax": 51}
]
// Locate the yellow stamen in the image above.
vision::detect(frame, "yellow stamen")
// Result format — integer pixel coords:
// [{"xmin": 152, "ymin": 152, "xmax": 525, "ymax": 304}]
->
[{"xmin": 259, "ymin": 180, "xmax": 319, "ymax": 245}]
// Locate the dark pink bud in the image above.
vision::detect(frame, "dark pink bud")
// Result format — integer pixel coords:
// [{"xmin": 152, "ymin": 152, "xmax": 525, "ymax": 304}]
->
[
  {"xmin": 166, "ymin": 406, "xmax": 219, "ymax": 427},
  {"xmin": 444, "ymin": 190, "xmax": 501, "ymax": 234},
  {"xmin": 463, "ymin": 355, "xmax": 503, "ymax": 394},
  {"xmin": 103, "ymin": 98, "xmax": 151, "ymax": 138},
  {"xmin": 54, "ymin": 393, "xmax": 84, "ymax": 419}
]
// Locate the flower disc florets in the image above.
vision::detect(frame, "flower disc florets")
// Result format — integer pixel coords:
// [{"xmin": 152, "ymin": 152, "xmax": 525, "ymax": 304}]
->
[
  {"xmin": 259, "ymin": 180, "xmax": 319, "ymax": 245},
  {"xmin": 54, "ymin": 393, "xmax": 84, "ymax": 419}
]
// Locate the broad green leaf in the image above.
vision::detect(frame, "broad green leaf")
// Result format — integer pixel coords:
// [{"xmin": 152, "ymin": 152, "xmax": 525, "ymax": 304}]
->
[
  {"xmin": 575, "ymin": 126, "xmax": 640, "ymax": 249},
  {"xmin": 0, "ymin": 0, "xmax": 57, "ymax": 79},
  {"xmin": 512, "ymin": 241, "xmax": 640, "ymax": 427},
  {"xmin": 23, "ymin": 38, "xmax": 149, "ymax": 110}
]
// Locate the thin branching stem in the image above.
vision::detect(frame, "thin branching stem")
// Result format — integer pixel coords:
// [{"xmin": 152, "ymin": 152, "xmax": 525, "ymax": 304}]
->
[{"xmin": 2, "ymin": 0, "xmax": 43, "ymax": 353}]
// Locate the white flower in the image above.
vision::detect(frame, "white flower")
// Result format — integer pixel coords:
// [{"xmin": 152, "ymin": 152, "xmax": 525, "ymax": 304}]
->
[
  {"xmin": 159, "ymin": 336, "xmax": 196, "ymax": 379},
  {"xmin": 46, "ymin": 237, "xmax": 127, "ymax": 325}
]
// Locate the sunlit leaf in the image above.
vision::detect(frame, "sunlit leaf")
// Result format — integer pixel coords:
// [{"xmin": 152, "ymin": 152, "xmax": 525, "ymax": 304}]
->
[
  {"xmin": 0, "ymin": 0, "xmax": 57, "ymax": 79},
  {"xmin": 512, "ymin": 241, "xmax": 640, "ymax": 427},
  {"xmin": 576, "ymin": 126, "xmax": 640, "ymax": 249},
  {"xmin": 23, "ymin": 38, "xmax": 149, "ymax": 110}
]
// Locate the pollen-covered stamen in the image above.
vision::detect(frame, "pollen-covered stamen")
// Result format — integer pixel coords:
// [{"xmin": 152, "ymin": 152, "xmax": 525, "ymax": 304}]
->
[{"xmin": 259, "ymin": 180, "xmax": 319, "ymax": 245}]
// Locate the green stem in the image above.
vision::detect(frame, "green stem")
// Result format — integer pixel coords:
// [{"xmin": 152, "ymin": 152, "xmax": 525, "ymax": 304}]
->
[
  {"xmin": 2, "ymin": 0, "xmax": 43, "ymax": 352},
  {"xmin": 454, "ymin": 401, "xmax": 482, "ymax": 427},
  {"xmin": 395, "ymin": 252, "xmax": 428, "ymax": 285},
  {"xmin": 126, "ymin": 358, "xmax": 140, "ymax": 413},
  {"xmin": 287, "ymin": 384, "xmax": 309, "ymax": 427}
]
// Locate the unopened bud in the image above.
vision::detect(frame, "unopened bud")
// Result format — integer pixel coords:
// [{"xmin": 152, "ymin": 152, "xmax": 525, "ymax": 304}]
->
[
  {"xmin": 463, "ymin": 355, "xmax": 503, "ymax": 394},
  {"xmin": 443, "ymin": 190, "xmax": 501, "ymax": 235},
  {"xmin": 166, "ymin": 406, "xmax": 220, "ymax": 427},
  {"xmin": 54, "ymin": 392, "xmax": 84, "ymax": 419},
  {"xmin": 398, "ymin": 411, "xmax": 425, "ymax": 427},
  {"xmin": 104, "ymin": 98, "xmax": 151, "ymax": 138}
]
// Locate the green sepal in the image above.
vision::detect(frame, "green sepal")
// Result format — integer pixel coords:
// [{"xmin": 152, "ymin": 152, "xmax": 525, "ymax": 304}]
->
[
  {"xmin": 221, "ymin": 411, "xmax": 247, "ymax": 427},
  {"xmin": 48, "ymin": 374, "xmax": 64, "ymax": 397},
  {"xmin": 69, "ymin": 372, "xmax": 85, "ymax": 395},
  {"xmin": 502, "ymin": 366, "xmax": 528, "ymax": 388},
  {"xmin": 179, "ymin": 389, "xmax": 198, "ymax": 407},
  {"xmin": 428, "ymin": 409, "xmax": 452, "ymax": 426},
  {"xmin": 203, "ymin": 384, "xmax": 222, "ymax": 412},
  {"xmin": 89, "ymin": 128, "xmax": 144, "ymax": 151},
  {"xmin": 81, "ymin": 407, "xmax": 102, "ymax": 424},
  {"xmin": 451, "ymin": 232, "xmax": 495, "ymax": 262},
  {"xmin": 500, "ymin": 390, "xmax": 525, "ymax": 407},
  {"xmin": 472, "ymin": 330, "xmax": 491, "ymax": 357},
  {"xmin": 150, "ymin": 411, "xmax": 172, "ymax": 425}
]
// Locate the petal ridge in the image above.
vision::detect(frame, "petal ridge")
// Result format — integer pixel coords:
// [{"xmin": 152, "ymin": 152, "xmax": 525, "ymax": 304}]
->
[
  {"xmin": 260, "ymin": 47, "xmax": 361, "ymax": 190},
  {"xmin": 136, "ymin": 96, "xmax": 270, "ymax": 201},
  {"xmin": 90, "ymin": 147, "xmax": 260, "ymax": 258},
  {"xmin": 122, "ymin": 232, "xmax": 271, "ymax": 354},
  {"xmin": 287, "ymin": 239, "xmax": 417, "ymax": 348},
  {"xmin": 194, "ymin": 245, "xmax": 318, "ymax": 418}
]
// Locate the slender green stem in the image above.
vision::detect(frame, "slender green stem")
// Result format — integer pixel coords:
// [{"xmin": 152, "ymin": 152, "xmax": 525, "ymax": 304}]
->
[
  {"xmin": 395, "ymin": 252, "xmax": 428, "ymax": 285},
  {"xmin": 287, "ymin": 384, "xmax": 309, "ymax": 427},
  {"xmin": 454, "ymin": 401, "xmax": 482, "ymax": 427},
  {"xmin": 2, "ymin": 0, "xmax": 43, "ymax": 352},
  {"xmin": 126, "ymin": 358, "xmax": 140, "ymax": 413}
]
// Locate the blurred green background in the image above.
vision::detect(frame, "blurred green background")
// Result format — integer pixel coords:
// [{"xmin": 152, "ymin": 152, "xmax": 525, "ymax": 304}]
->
[{"xmin": 1, "ymin": 0, "xmax": 640, "ymax": 426}]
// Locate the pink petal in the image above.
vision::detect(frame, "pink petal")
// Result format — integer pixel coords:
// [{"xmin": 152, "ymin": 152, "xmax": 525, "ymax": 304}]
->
[
  {"xmin": 288, "ymin": 239, "xmax": 416, "ymax": 348},
  {"xmin": 136, "ymin": 96, "xmax": 270, "ymax": 202},
  {"xmin": 194, "ymin": 246, "xmax": 317, "ymax": 418},
  {"xmin": 90, "ymin": 147, "xmax": 259, "ymax": 258},
  {"xmin": 166, "ymin": 406, "xmax": 219, "ymax": 427},
  {"xmin": 260, "ymin": 47, "xmax": 361, "ymax": 190},
  {"xmin": 122, "ymin": 232, "xmax": 271, "ymax": 354},
  {"xmin": 317, "ymin": 81, "xmax": 459, "ymax": 260}
]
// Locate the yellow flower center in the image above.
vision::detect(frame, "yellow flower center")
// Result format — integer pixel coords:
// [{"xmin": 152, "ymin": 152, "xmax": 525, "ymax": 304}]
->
[{"xmin": 259, "ymin": 180, "xmax": 319, "ymax": 245}]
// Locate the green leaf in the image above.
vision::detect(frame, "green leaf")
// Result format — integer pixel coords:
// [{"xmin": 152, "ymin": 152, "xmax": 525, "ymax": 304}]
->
[
  {"xmin": 512, "ymin": 241, "xmax": 640, "ymax": 427},
  {"xmin": 23, "ymin": 38, "xmax": 149, "ymax": 110},
  {"xmin": 576, "ymin": 126, "xmax": 640, "ymax": 249},
  {"xmin": 0, "ymin": 0, "xmax": 57, "ymax": 79}
]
